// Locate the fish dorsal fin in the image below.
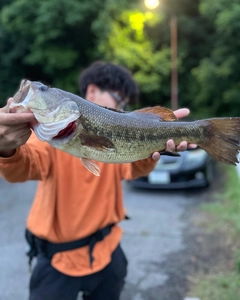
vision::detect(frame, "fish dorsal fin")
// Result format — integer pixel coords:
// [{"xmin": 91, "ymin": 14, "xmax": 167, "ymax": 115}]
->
[
  {"xmin": 93, "ymin": 102, "xmax": 126, "ymax": 114},
  {"xmin": 80, "ymin": 158, "xmax": 101, "ymax": 176},
  {"xmin": 133, "ymin": 106, "xmax": 177, "ymax": 121}
]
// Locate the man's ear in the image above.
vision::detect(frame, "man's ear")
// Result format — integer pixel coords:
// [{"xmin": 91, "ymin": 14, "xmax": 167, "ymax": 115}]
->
[{"xmin": 85, "ymin": 84, "xmax": 99, "ymax": 102}]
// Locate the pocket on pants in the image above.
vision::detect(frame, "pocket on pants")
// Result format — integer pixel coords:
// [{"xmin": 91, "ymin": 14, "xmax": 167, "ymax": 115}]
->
[
  {"xmin": 30, "ymin": 255, "xmax": 52, "ymax": 291},
  {"xmin": 107, "ymin": 244, "xmax": 128, "ymax": 280}
]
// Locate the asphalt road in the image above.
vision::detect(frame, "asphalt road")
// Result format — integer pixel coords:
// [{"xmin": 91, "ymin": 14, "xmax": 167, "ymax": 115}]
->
[{"xmin": 0, "ymin": 177, "xmax": 211, "ymax": 300}]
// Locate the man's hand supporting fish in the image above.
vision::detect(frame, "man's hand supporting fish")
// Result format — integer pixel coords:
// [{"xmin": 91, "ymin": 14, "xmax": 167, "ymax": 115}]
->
[
  {"xmin": 0, "ymin": 102, "xmax": 191, "ymax": 161},
  {"xmin": 0, "ymin": 104, "xmax": 35, "ymax": 157}
]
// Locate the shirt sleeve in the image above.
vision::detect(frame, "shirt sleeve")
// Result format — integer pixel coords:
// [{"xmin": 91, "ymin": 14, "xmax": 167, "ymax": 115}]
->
[
  {"xmin": 0, "ymin": 133, "xmax": 53, "ymax": 182},
  {"xmin": 120, "ymin": 157, "xmax": 158, "ymax": 180}
]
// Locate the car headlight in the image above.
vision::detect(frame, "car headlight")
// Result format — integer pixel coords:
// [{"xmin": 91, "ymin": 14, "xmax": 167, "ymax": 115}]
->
[{"xmin": 183, "ymin": 148, "xmax": 208, "ymax": 170}]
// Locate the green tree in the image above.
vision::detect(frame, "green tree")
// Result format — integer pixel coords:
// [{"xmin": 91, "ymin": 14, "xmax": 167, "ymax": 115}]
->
[
  {"xmin": 0, "ymin": 0, "xmax": 103, "ymax": 105},
  {"xmin": 93, "ymin": 9, "xmax": 171, "ymax": 107},
  {"xmin": 0, "ymin": 0, "xmax": 204, "ymax": 110},
  {"xmin": 187, "ymin": 0, "xmax": 240, "ymax": 117},
  {"xmin": 93, "ymin": 0, "xmax": 211, "ymax": 110},
  {"xmin": 1, "ymin": 0, "xmax": 239, "ymax": 119}
]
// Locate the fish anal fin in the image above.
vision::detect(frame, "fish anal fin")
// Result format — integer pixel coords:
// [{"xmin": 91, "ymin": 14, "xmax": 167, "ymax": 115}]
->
[
  {"xmin": 80, "ymin": 158, "xmax": 101, "ymax": 176},
  {"xmin": 133, "ymin": 106, "xmax": 177, "ymax": 121},
  {"xmin": 159, "ymin": 150, "xmax": 181, "ymax": 157},
  {"xmin": 79, "ymin": 133, "xmax": 115, "ymax": 151}
]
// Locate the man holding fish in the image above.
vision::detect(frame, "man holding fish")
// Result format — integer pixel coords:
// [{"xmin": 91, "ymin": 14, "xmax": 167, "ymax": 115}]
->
[{"xmin": 0, "ymin": 62, "xmax": 201, "ymax": 300}]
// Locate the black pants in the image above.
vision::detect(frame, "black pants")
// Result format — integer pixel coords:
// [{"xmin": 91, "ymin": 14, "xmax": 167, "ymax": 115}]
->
[{"xmin": 29, "ymin": 244, "xmax": 127, "ymax": 300}]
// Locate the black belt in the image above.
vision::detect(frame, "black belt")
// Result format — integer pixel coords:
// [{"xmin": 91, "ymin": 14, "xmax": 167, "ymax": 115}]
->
[{"xmin": 25, "ymin": 224, "xmax": 114, "ymax": 268}]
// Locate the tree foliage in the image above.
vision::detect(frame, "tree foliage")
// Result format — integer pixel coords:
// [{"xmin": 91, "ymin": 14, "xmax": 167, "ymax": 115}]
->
[
  {"xmin": 93, "ymin": 9, "xmax": 171, "ymax": 107},
  {"xmin": 187, "ymin": 0, "xmax": 240, "ymax": 117},
  {"xmin": 0, "ymin": 0, "xmax": 239, "ymax": 118},
  {"xmin": 0, "ymin": 0, "xmax": 103, "ymax": 101}
]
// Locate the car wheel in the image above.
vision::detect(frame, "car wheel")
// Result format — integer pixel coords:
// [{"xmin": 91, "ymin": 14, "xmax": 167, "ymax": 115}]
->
[{"xmin": 205, "ymin": 161, "xmax": 214, "ymax": 186}]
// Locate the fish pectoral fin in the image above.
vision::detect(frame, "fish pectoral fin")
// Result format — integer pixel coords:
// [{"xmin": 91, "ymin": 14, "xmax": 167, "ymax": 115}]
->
[
  {"xmin": 132, "ymin": 106, "xmax": 177, "ymax": 122},
  {"xmin": 159, "ymin": 150, "xmax": 181, "ymax": 157},
  {"xmin": 80, "ymin": 158, "xmax": 101, "ymax": 176},
  {"xmin": 79, "ymin": 134, "xmax": 115, "ymax": 151}
]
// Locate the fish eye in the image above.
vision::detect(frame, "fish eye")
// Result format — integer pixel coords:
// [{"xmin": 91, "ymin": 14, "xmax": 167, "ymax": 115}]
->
[{"xmin": 39, "ymin": 84, "xmax": 48, "ymax": 92}]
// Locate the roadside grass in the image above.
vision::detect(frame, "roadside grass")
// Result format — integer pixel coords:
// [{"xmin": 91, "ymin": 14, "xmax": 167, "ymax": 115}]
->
[
  {"xmin": 187, "ymin": 165, "xmax": 240, "ymax": 300},
  {"xmin": 202, "ymin": 165, "xmax": 240, "ymax": 232},
  {"xmin": 187, "ymin": 272, "xmax": 240, "ymax": 300}
]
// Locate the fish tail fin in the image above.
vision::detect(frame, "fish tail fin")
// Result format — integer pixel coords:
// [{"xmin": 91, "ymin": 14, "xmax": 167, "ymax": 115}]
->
[{"xmin": 199, "ymin": 118, "xmax": 240, "ymax": 165}]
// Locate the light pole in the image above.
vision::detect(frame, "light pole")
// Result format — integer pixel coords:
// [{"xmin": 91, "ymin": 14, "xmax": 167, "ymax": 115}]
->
[
  {"xmin": 144, "ymin": 0, "xmax": 178, "ymax": 110},
  {"xmin": 170, "ymin": 14, "xmax": 178, "ymax": 111}
]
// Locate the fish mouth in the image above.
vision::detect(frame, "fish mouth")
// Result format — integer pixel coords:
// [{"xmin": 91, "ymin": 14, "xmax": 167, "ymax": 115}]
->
[
  {"xmin": 53, "ymin": 121, "xmax": 77, "ymax": 139},
  {"xmin": 9, "ymin": 80, "xmax": 33, "ymax": 112}
]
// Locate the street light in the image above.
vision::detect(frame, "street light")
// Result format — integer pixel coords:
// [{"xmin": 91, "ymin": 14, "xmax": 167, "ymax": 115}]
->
[
  {"xmin": 144, "ymin": 0, "xmax": 178, "ymax": 110},
  {"xmin": 144, "ymin": 0, "xmax": 159, "ymax": 10}
]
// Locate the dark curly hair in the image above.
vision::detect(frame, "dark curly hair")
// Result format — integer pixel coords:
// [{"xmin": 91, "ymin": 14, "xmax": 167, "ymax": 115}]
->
[{"xmin": 79, "ymin": 61, "xmax": 139, "ymax": 105}]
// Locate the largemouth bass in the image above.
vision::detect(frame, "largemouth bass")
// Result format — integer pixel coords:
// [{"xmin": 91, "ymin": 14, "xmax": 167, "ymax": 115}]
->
[{"xmin": 8, "ymin": 79, "xmax": 240, "ymax": 176}]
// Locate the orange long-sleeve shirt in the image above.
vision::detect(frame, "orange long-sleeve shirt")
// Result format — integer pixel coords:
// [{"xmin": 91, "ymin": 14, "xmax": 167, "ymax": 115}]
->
[{"xmin": 0, "ymin": 133, "xmax": 157, "ymax": 276}]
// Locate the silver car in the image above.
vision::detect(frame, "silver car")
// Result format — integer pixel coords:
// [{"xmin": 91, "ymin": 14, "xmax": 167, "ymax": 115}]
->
[{"xmin": 128, "ymin": 148, "xmax": 214, "ymax": 189}]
